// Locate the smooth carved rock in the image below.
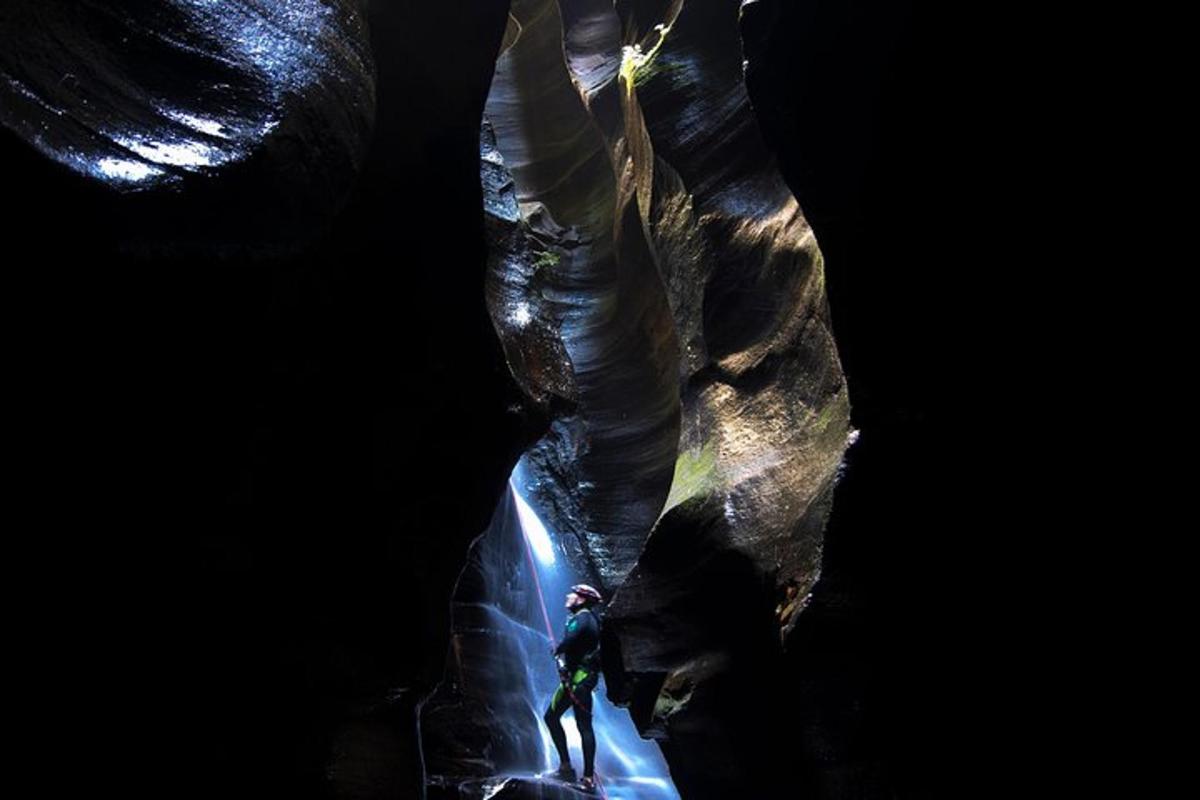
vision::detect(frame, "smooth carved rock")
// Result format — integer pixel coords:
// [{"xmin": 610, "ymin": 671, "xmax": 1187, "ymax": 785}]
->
[
  {"xmin": 0, "ymin": 0, "xmax": 375, "ymax": 250},
  {"xmin": 486, "ymin": 0, "xmax": 684, "ymax": 594},
  {"xmin": 488, "ymin": 0, "xmax": 850, "ymax": 636},
  {"xmin": 477, "ymin": 1, "xmax": 854, "ymax": 796}
]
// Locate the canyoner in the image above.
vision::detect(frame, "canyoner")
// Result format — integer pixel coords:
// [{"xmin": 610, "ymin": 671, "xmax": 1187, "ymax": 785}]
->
[{"xmin": 540, "ymin": 583, "xmax": 605, "ymax": 794}]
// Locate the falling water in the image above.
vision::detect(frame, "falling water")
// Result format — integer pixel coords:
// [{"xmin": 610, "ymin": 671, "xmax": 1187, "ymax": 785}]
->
[
  {"xmin": 507, "ymin": 458, "xmax": 680, "ymax": 800},
  {"xmin": 420, "ymin": 454, "xmax": 680, "ymax": 799}
]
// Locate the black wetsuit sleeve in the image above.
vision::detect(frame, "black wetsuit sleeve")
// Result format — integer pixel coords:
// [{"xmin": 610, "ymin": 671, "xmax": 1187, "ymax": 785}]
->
[{"xmin": 555, "ymin": 610, "xmax": 600, "ymax": 664}]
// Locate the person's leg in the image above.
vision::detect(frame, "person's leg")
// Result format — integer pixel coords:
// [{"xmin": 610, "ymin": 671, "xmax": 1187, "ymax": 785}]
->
[
  {"xmin": 543, "ymin": 685, "xmax": 572, "ymax": 770},
  {"xmin": 571, "ymin": 669, "xmax": 598, "ymax": 779}
]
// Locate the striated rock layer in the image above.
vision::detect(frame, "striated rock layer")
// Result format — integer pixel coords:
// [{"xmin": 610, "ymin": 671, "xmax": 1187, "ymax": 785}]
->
[
  {"xmin": 484, "ymin": 0, "xmax": 685, "ymax": 594},
  {"xmin": 432, "ymin": 1, "xmax": 856, "ymax": 797},
  {"xmin": 6, "ymin": 3, "xmax": 531, "ymax": 797},
  {"xmin": 0, "ymin": 0, "xmax": 375, "ymax": 253}
]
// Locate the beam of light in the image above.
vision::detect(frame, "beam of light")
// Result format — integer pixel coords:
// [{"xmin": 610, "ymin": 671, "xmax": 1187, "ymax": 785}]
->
[{"xmin": 511, "ymin": 481, "xmax": 556, "ymax": 566}]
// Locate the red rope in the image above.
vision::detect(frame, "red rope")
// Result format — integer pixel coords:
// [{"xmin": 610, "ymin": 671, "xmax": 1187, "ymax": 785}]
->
[{"xmin": 518, "ymin": 498, "xmax": 556, "ymax": 643}]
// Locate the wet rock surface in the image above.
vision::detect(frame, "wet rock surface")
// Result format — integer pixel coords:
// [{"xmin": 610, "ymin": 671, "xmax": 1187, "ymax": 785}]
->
[
  {"xmin": 6, "ymin": 2, "xmax": 530, "ymax": 799},
  {"xmin": 472, "ymin": 2, "xmax": 852, "ymax": 797},
  {"xmin": 419, "ymin": 489, "xmax": 552, "ymax": 782},
  {"xmin": 485, "ymin": 0, "xmax": 685, "ymax": 597},
  {"xmin": 0, "ymin": 0, "xmax": 375, "ymax": 253},
  {"xmin": 7, "ymin": 0, "xmax": 942, "ymax": 797},
  {"xmin": 428, "ymin": 775, "xmax": 611, "ymax": 800}
]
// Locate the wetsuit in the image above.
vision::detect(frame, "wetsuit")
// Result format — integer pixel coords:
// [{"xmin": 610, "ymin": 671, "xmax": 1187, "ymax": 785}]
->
[{"xmin": 544, "ymin": 605, "xmax": 601, "ymax": 778}]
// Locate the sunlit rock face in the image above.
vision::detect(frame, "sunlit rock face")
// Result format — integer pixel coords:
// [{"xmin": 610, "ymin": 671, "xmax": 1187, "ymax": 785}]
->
[
  {"xmin": 0, "ymin": 0, "xmax": 374, "ymax": 252},
  {"xmin": 483, "ymin": 0, "xmax": 685, "ymax": 596},
  {"xmin": 475, "ymin": 0, "xmax": 854, "ymax": 797},
  {"xmin": 482, "ymin": 119, "xmax": 579, "ymax": 410}
]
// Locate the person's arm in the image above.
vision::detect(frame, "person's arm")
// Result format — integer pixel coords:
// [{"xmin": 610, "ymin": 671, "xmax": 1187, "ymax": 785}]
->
[{"xmin": 553, "ymin": 618, "xmax": 577, "ymax": 679}]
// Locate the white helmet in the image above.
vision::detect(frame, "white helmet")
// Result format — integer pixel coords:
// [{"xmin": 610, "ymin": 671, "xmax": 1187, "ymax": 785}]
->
[{"xmin": 570, "ymin": 583, "xmax": 603, "ymax": 604}]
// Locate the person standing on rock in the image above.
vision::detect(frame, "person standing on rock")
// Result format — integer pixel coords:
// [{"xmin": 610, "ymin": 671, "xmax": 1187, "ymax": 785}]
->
[{"xmin": 541, "ymin": 583, "xmax": 604, "ymax": 792}]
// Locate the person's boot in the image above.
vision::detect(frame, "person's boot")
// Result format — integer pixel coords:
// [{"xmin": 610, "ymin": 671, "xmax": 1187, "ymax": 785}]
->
[{"xmin": 576, "ymin": 774, "xmax": 597, "ymax": 793}]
